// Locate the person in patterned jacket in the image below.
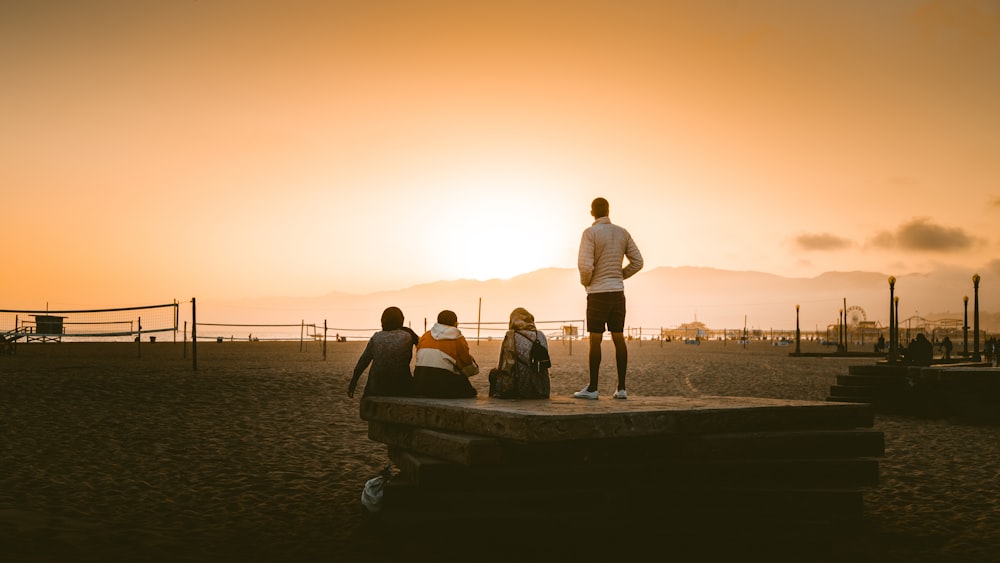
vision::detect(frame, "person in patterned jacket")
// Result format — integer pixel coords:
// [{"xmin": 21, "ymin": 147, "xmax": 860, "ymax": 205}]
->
[{"xmin": 348, "ymin": 306, "xmax": 419, "ymax": 398}]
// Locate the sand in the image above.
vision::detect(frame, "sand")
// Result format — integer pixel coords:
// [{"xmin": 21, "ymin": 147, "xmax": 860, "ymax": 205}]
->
[{"xmin": 1, "ymin": 339, "xmax": 998, "ymax": 562}]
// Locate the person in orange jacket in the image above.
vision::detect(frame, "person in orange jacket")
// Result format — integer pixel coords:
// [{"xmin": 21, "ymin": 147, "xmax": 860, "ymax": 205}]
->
[{"xmin": 413, "ymin": 310, "xmax": 479, "ymax": 398}]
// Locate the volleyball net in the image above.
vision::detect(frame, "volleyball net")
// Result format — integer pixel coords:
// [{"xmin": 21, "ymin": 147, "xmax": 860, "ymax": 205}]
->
[
  {"xmin": 192, "ymin": 319, "xmax": 585, "ymax": 343},
  {"xmin": 0, "ymin": 303, "xmax": 179, "ymax": 342},
  {"xmin": 457, "ymin": 319, "xmax": 585, "ymax": 342},
  {"xmin": 193, "ymin": 321, "xmax": 364, "ymax": 342}
]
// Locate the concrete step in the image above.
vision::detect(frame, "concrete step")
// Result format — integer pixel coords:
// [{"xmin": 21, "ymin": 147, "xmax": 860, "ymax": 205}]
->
[
  {"xmin": 388, "ymin": 447, "xmax": 880, "ymax": 490},
  {"xmin": 369, "ymin": 422, "xmax": 885, "ymax": 464},
  {"xmin": 382, "ymin": 478, "xmax": 865, "ymax": 519}
]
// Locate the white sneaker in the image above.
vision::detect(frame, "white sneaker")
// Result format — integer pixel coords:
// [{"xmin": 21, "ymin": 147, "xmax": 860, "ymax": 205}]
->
[
  {"xmin": 573, "ymin": 387, "xmax": 599, "ymax": 400},
  {"xmin": 613, "ymin": 389, "xmax": 628, "ymax": 399}
]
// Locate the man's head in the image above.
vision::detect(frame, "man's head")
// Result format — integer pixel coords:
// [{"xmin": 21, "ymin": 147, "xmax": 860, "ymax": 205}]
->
[
  {"xmin": 591, "ymin": 197, "xmax": 609, "ymax": 218},
  {"xmin": 437, "ymin": 310, "xmax": 458, "ymax": 327}
]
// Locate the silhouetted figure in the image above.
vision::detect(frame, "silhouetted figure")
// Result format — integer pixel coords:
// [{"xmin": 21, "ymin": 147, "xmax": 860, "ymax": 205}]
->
[
  {"xmin": 939, "ymin": 336, "xmax": 953, "ymax": 360},
  {"xmin": 574, "ymin": 197, "xmax": 643, "ymax": 400},
  {"xmin": 348, "ymin": 306, "xmax": 419, "ymax": 399},
  {"xmin": 412, "ymin": 310, "xmax": 479, "ymax": 398},
  {"xmin": 489, "ymin": 307, "xmax": 551, "ymax": 399},
  {"xmin": 876, "ymin": 334, "xmax": 886, "ymax": 354},
  {"xmin": 904, "ymin": 333, "xmax": 934, "ymax": 366}
]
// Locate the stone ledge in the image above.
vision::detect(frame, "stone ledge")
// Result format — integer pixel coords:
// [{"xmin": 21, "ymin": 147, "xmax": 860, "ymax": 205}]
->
[{"xmin": 361, "ymin": 395, "xmax": 874, "ymax": 442}]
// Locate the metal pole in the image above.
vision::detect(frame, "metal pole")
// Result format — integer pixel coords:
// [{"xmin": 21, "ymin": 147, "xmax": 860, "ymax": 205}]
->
[
  {"xmin": 963, "ymin": 296, "xmax": 969, "ymax": 357},
  {"xmin": 795, "ymin": 305, "xmax": 801, "ymax": 354},
  {"xmin": 894, "ymin": 296, "xmax": 900, "ymax": 356},
  {"xmin": 888, "ymin": 276, "xmax": 897, "ymax": 363},
  {"xmin": 843, "ymin": 298, "xmax": 848, "ymax": 353},
  {"xmin": 973, "ymin": 274, "xmax": 981, "ymax": 361},
  {"xmin": 191, "ymin": 298, "xmax": 198, "ymax": 371}
]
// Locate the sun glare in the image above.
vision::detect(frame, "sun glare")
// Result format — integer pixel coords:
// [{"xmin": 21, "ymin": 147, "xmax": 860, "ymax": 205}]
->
[{"xmin": 421, "ymin": 173, "xmax": 575, "ymax": 282}]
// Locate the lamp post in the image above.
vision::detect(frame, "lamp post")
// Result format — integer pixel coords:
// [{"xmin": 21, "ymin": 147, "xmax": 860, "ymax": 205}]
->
[
  {"xmin": 973, "ymin": 273, "xmax": 981, "ymax": 361},
  {"xmin": 838, "ymin": 309, "xmax": 844, "ymax": 352},
  {"xmin": 888, "ymin": 276, "xmax": 897, "ymax": 362},
  {"xmin": 963, "ymin": 295, "xmax": 969, "ymax": 357},
  {"xmin": 795, "ymin": 304, "xmax": 801, "ymax": 355},
  {"xmin": 843, "ymin": 297, "xmax": 849, "ymax": 353},
  {"xmin": 894, "ymin": 296, "xmax": 900, "ymax": 356}
]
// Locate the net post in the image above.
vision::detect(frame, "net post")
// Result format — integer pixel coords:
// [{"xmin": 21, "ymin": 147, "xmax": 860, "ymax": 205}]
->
[
  {"xmin": 323, "ymin": 319, "xmax": 328, "ymax": 360},
  {"xmin": 137, "ymin": 316, "xmax": 142, "ymax": 359},
  {"xmin": 300, "ymin": 320, "xmax": 304, "ymax": 352},
  {"xmin": 192, "ymin": 298, "xmax": 198, "ymax": 371}
]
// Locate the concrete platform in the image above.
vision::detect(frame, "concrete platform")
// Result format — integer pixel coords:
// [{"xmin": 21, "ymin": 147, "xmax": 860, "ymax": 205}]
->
[
  {"xmin": 361, "ymin": 395, "xmax": 874, "ymax": 442},
  {"xmin": 362, "ymin": 394, "xmax": 882, "ymax": 545}
]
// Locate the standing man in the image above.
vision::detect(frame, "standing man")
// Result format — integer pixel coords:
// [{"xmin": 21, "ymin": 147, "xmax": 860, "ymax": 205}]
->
[{"xmin": 574, "ymin": 197, "xmax": 643, "ymax": 400}]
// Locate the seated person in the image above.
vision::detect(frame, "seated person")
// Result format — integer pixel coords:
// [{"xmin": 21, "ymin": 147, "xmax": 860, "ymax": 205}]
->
[
  {"xmin": 348, "ymin": 306, "xmax": 419, "ymax": 398},
  {"xmin": 489, "ymin": 307, "xmax": 551, "ymax": 399},
  {"xmin": 413, "ymin": 310, "xmax": 479, "ymax": 398},
  {"xmin": 904, "ymin": 333, "xmax": 934, "ymax": 366}
]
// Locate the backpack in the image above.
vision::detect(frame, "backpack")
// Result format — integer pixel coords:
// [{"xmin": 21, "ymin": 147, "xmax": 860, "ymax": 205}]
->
[{"xmin": 517, "ymin": 331, "xmax": 550, "ymax": 372}]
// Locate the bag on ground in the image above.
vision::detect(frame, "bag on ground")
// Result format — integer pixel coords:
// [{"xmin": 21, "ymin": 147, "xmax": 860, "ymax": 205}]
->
[{"xmin": 361, "ymin": 464, "xmax": 393, "ymax": 512}]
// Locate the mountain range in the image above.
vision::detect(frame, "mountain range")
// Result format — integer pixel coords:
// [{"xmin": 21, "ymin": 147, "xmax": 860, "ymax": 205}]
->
[{"xmin": 199, "ymin": 266, "xmax": 1000, "ymax": 338}]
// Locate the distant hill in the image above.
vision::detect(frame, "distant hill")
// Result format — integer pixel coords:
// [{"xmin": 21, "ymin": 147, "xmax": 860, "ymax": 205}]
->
[{"xmin": 199, "ymin": 266, "xmax": 999, "ymax": 337}]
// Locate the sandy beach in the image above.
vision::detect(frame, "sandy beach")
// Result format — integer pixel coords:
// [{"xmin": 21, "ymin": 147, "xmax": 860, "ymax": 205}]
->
[{"xmin": 2, "ymin": 339, "xmax": 998, "ymax": 562}]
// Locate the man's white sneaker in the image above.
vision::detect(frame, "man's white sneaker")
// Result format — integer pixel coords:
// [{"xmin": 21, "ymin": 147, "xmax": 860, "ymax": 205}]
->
[
  {"xmin": 573, "ymin": 387, "xmax": 599, "ymax": 400},
  {"xmin": 613, "ymin": 389, "xmax": 628, "ymax": 399}
]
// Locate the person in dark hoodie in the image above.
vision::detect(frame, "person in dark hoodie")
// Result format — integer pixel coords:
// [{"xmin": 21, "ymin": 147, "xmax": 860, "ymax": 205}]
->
[
  {"xmin": 904, "ymin": 332, "xmax": 934, "ymax": 366},
  {"xmin": 413, "ymin": 310, "xmax": 479, "ymax": 398},
  {"xmin": 348, "ymin": 306, "xmax": 419, "ymax": 398}
]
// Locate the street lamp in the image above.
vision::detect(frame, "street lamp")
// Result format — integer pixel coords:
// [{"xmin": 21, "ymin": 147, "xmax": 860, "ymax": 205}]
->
[
  {"xmin": 888, "ymin": 276, "xmax": 897, "ymax": 362},
  {"xmin": 894, "ymin": 296, "xmax": 900, "ymax": 356},
  {"xmin": 838, "ymin": 308, "xmax": 844, "ymax": 352},
  {"xmin": 963, "ymin": 295, "xmax": 969, "ymax": 357},
  {"xmin": 795, "ymin": 304, "xmax": 801, "ymax": 354},
  {"xmin": 973, "ymin": 274, "xmax": 981, "ymax": 361}
]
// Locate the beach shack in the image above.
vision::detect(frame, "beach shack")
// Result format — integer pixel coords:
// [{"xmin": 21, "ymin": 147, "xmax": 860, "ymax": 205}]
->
[{"xmin": 29, "ymin": 314, "xmax": 66, "ymax": 342}]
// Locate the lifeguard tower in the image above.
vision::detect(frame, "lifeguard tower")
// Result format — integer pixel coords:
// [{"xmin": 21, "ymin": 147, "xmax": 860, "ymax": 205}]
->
[{"xmin": 28, "ymin": 314, "xmax": 66, "ymax": 342}]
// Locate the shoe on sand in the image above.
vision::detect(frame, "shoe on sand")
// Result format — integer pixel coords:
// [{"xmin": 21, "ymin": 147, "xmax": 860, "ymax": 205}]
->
[
  {"xmin": 613, "ymin": 389, "xmax": 627, "ymax": 399},
  {"xmin": 573, "ymin": 387, "xmax": 599, "ymax": 400}
]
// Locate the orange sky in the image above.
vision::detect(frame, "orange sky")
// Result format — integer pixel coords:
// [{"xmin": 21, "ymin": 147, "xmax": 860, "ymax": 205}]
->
[{"xmin": 3, "ymin": 0, "xmax": 998, "ymax": 309}]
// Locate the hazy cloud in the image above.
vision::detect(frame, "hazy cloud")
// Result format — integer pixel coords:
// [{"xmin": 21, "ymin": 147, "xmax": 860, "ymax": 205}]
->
[
  {"xmin": 910, "ymin": 0, "xmax": 1000, "ymax": 40},
  {"xmin": 871, "ymin": 217, "xmax": 980, "ymax": 251},
  {"xmin": 990, "ymin": 195, "xmax": 1000, "ymax": 208},
  {"xmin": 795, "ymin": 233, "xmax": 853, "ymax": 251}
]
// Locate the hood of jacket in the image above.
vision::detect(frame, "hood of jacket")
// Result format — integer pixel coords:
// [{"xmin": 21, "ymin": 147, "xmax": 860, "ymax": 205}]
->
[{"xmin": 430, "ymin": 323, "xmax": 461, "ymax": 340}]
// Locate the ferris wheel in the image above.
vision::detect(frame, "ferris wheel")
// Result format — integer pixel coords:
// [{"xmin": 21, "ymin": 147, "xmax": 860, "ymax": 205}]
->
[{"xmin": 846, "ymin": 305, "xmax": 867, "ymax": 327}]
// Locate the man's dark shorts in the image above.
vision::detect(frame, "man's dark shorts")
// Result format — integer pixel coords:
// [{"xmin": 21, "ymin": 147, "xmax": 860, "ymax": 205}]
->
[{"xmin": 586, "ymin": 291, "xmax": 626, "ymax": 333}]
